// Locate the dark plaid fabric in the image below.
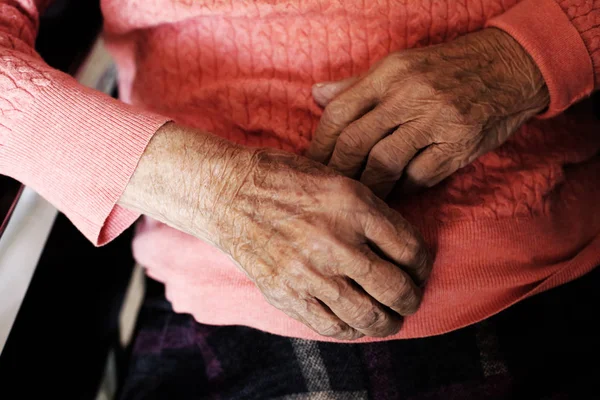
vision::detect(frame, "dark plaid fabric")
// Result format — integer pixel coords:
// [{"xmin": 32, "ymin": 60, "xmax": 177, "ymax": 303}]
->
[{"xmin": 120, "ymin": 267, "xmax": 600, "ymax": 400}]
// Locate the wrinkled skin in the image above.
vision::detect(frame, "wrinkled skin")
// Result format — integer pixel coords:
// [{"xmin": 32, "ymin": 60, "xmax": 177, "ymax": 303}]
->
[
  {"xmin": 122, "ymin": 124, "xmax": 432, "ymax": 340},
  {"xmin": 308, "ymin": 28, "xmax": 550, "ymax": 198},
  {"xmin": 211, "ymin": 148, "xmax": 432, "ymax": 340}
]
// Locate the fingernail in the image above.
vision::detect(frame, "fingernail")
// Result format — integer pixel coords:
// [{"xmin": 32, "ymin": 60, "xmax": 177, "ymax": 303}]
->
[{"xmin": 314, "ymin": 82, "xmax": 326, "ymax": 88}]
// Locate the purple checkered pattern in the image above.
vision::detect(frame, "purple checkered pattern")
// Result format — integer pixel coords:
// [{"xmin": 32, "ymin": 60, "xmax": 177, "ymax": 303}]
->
[{"xmin": 121, "ymin": 267, "xmax": 600, "ymax": 399}]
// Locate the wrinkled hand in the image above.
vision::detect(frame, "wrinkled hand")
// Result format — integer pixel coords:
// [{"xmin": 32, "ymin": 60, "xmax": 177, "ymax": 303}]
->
[
  {"xmin": 308, "ymin": 28, "xmax": 549, "ymax": 198},
  {"xmin": 210, "ymin": 148, "xmax": 432, "ymax": 340},
  {"xmin": 121, "ymin": 124, "xmax": 432, "ymax": 340}
]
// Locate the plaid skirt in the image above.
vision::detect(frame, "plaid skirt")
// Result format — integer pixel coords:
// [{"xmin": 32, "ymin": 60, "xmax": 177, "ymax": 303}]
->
[{"xmin": 121, "ymin": 267, "xmax": 600, "ymax": 400}]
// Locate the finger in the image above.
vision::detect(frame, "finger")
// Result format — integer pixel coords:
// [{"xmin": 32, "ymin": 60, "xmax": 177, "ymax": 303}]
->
[
  {"xmin": 360, "ymin": 124, "xmax": 431, "ymax": 198},
  {"xmin": 348, "ymin": 250, "xmax": 423, "ymax": 316},
  {"xmin": 328, "ymin": 108, "xmax": 399, "ymax": 177},
  {"xmin": 308, "ymin": 79, "xmax": 379, "ymax": 163},
  {"xmin": 362, "ymin": 196, "xmax": 432, "ymax": 284},
  {"xmin": 287, "ymin": 298, "xmax": 364, "ymax": 340},
  {"xmin": 315, "ymin": 276, "xmax": 402, "ymax": 338},
  {"xmin": 312, "ymin": 76, "xmax": 360, "ymax": 107},
  {"xmin": 400, "ymin": 143, "xmax": 468, "ymax": 194}
]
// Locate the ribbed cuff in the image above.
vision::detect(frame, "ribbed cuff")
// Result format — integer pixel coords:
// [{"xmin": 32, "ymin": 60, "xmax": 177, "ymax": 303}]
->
[
  {"xmin": 486, "ymin": 0, "xmax": 594, "ymax": 118},
  {"xmin": 0, "ymin": 68, "xmax": 170, "ymax": 245}
]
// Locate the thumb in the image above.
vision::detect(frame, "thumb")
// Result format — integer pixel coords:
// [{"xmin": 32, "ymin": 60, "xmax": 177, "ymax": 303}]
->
[{"xmin": 312, "ymin": 76, "xmax": 359, "ymax": 107}]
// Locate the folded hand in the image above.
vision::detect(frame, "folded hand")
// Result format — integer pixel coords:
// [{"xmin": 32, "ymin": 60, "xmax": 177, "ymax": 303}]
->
[{"xmin": 308, "ymin": 28, "xmax": 549, "ymax": 198}]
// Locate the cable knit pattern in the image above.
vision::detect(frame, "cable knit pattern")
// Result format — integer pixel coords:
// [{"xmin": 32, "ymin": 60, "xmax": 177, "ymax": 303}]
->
[
  {"xmin": 0, "ymin": 0, "xmax": 170, "ymax": 244},
  {"xmin": 2, "ymin": 0, "xmax": 600, "ymax": 341},
  {"xmin": 559, "ymin": 0, "xmax": 600, "ymax": 85}
]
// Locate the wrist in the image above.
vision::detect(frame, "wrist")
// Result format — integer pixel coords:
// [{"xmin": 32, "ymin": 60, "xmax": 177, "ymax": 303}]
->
[
  {"xmin": 482, "ymin": 28, "xmax": 550, "ymax": 116},
  {"xmin": 119, "ymin": 122, "xmax": 250, "ymax": 243}
]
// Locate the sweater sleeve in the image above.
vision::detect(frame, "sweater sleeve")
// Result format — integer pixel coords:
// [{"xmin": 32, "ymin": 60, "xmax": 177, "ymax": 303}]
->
[
  {"xmin": 486, "ymin": 0, "xmax": 599, "ymax": 118},
  {"xmin": 0, "ymin": 1, "xmax": 170, "ymax": 245}
]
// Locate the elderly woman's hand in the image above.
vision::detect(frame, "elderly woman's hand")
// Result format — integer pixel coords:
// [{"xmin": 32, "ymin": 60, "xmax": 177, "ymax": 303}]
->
[
  {"xmin": 308, "ymin": 28, "xmax": 549, "ymax": 198},
  {"xmin": 213, "ymin": 148, "xmax": 432, "ymax": 340},
  {"xmin": 122, "ymin": 124, "xmax": 432, "ymax": 340}
]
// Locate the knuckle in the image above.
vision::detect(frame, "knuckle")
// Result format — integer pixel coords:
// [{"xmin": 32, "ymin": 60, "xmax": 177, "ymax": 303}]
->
[
  {"xmin": 254, "ymin": 273, "xmax": 277, "ymax": 292},
  {"xmin": 345, "ymin": 330, "xmax": 366, "ymax": 341},
  {"xmin": 413, "ymin": 246, "xmax": 433, "ymax": 280},
  {"xmin": 390, "ymin": 283, "xmax": 422, "ymax": 315},
  {"xmin": 323, "ymin": 100, "xmax": 351, "ymax": 126},
  {"xmin": 411, "ymin": 165, "xmax": 450, "ymax": 188},
  {"xmin": 377, "ymin": 104, "xmax": 403, "ymax": 125},
  {"xmin": 318, "ymin": 320, "xmax": 349, "ymax": 338},
  {"xmin": 394, "ymin": 231, "xmax": 432, "ymax": 282},
  {"xmin": 371, "ymin": 316, "xmax": 401, "ymax": 338},
  {"xmin": 378, "ymin": 53, "xmax": 407, "ymax": 76},
  {"xmin": 349, "ymin": 256, "xmax": 376, "ymax": 279},
  {"xmin": 256, "ymin": 276, "xmax": 295, "ymax": 307},
  {"xmin": 351, "ymin": 306, "xmax": 384, "ymax": 331},
  {"xmin": 317, "ymin": 278, "xmax": 345, "ymax": 302},
  {"xmin": 405, "ymin": 168, "xmax": 436, "ymax": 188},
  {"xmin": 228, "ymin": 241, "xmax": 251, "ymax": 263},
  {"xmin": 384, "ymin": 52, "xmax": 405, "ymax": 66},
  {"xmin": 395, "ymin": 128, "xmax": 426, "ymax": 153},
  {"xmin": 305, "ymin": 235, "xmax": 333, "ymax": 257},
  {"xmin": 368, "ymin": 148, "xmax": 395, "ymax": 173},
  {"xmin": 408, "ymin": 240, "xmax": 428, "ymax": 263},
  {"xmin": 337, "ymin": 131, "xmax": 366, "ymax": 157},
  {"xmin": 410, "ymin": 76, "xmax": 438, "ymax": 97},
  {"xmin": 398, "ymin": 234, "xmax": 423, "ymax": 262},
  {"xmin": 335, "ymin": 176, "xmax": 365, "ymax": 198}
]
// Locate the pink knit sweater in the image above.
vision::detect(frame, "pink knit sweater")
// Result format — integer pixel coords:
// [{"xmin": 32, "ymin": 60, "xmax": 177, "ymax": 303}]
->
[{"xmin": 1, "ymin": 0, "xmax": 599, "ymax": 342}]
